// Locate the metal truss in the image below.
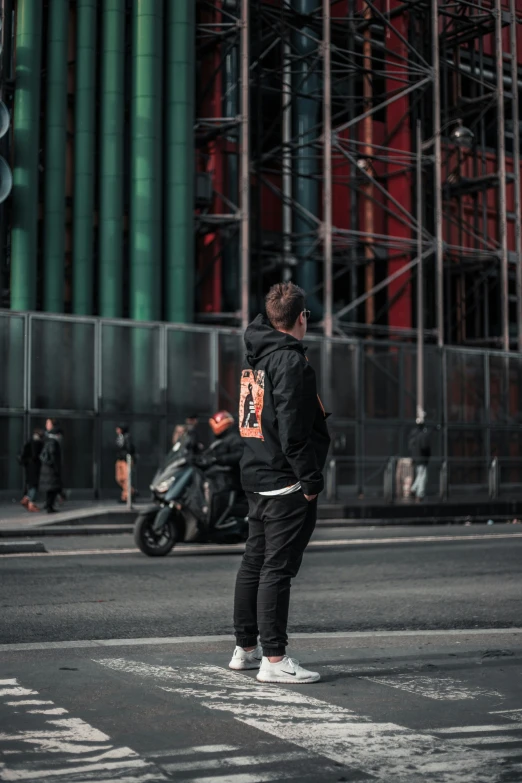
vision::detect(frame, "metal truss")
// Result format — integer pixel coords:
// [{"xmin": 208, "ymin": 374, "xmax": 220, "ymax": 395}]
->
[{"xmin": 195, "ymin": 0, "xmax": 522, "ymax": 351}]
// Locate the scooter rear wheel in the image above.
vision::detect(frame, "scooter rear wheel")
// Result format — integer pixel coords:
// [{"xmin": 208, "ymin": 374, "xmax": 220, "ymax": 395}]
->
[{"xmin": 134, "ymin": 509, "xmax": 178, "ymax": 557}]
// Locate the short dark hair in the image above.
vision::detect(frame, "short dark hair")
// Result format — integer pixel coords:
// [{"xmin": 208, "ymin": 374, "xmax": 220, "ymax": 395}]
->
[{"xmin": 265, "ymin": 282, "xmax": 305, "ymax": 330}]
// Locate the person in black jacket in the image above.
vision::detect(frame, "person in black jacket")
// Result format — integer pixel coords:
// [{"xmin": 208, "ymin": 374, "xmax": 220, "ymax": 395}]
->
[
  {"xmin": 19, "ymin": 428, "xmax": 44, "ymax": 512},
  {"xmin": 230, "ymin": 282, "xmax": 331, "ymax": 684},
  {"xmin": 201, "ymin": 411, "xmax": 243, "ymax": 486},
  {"xmin": 115, "ymin": 425, "xmax": 136, "ymax": 503},
  {"xmin": 408, "ymin": 420, "xmax": 431, "ymax": 501},
  {"xmin": 39, "ymin": 419, "xmax": 63, "ymax": 513},
  {"xmin": 190, "ymin": 411, "xmax": 243, "ymax": 526}
]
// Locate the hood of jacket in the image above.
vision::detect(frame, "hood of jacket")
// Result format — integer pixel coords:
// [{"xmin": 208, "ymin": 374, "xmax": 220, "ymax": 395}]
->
[{"xmin": 244, "ymin": 314, "xmax": 305, "ymax": 367}]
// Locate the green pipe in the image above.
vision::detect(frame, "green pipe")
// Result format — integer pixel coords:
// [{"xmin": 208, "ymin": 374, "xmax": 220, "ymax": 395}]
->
[
  {"xmin": 165, "ymin": 0, "xmax": 195, "ymax": 323},
  {"xmin": 130, "ymin": 0, "xmax": 163, "ymax": 322},
  {"xmin": 72, "ymin": 0, "xmax": 97, "ymax": 316},
  {"xmin": 43, "ymin": 0, "xmax": 68, "ymax": 313},
  {"xmin": 292, "ymin": 0, "xmax": 322, "ymax": 318},
  {"xmin": 99, "ymin": 0, "xmax": 124, "ymax": 318},
  {"xmin": 10, "ymin": 0, "xmax": 42, "ymax": 312}
]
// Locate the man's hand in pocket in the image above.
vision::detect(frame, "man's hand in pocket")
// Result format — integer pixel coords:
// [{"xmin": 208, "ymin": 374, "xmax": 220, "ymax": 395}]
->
[{"xmin": 304, "ymin": 493, "xmax": 318, "ymax": 502}]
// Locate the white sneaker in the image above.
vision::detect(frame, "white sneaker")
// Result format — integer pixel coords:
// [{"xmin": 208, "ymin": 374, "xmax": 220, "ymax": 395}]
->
[
  {"xmin": 228, "ymin": 644, "xmax": 263, "ymax": 670},
  {"xmin": 256, "ymin": 655, "xmax": 320, "ymax": 684}
]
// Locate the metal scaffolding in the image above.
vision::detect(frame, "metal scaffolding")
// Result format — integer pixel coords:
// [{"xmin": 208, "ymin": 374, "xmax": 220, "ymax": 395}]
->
[{"xmin": 195, "ymin": 0, "xmax": 522, "ymax": 349}]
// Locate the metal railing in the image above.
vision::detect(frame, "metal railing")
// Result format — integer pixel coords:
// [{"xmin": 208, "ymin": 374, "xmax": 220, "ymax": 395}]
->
[{"xmin": 325, "ymin": 456, "xmax": 522, "ymax": 503}]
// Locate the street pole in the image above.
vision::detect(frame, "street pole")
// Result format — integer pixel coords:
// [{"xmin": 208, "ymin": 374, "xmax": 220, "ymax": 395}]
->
[
  {"xmin": 323, "ymin": 0, "xmax": 332, "ymax": 340},
  {"xmin": 495, "ymin": 0, "xmax": 509, "ymax": 352},
  {"xmin": 416, "ymin": 120, "xmax": 424, "ymax": 424},
  {"xmin": 323, "ymin": 0, "xmax": 333, "ymax": 411},
  {"xmin": 509, "ymin": 0, "xmax": 522, "ymax": 352},
  {"xmin": 431, "ymin": 0, "xmax": 443, "ymax": 347},
  {"xmin": 240, "ymin": 0, "xmax": 250, "ymax": 330}
]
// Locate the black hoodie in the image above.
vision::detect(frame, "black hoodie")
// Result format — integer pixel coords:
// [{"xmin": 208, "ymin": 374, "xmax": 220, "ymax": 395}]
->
[{"xmin": 238, "ymin": 314, "xmax": 330, "ymax": 495}]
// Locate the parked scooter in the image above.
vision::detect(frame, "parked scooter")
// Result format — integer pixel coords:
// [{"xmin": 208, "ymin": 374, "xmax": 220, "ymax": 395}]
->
[{"xmin": 134, "ymin": 414, "xmax": 248, "ymax": 557}]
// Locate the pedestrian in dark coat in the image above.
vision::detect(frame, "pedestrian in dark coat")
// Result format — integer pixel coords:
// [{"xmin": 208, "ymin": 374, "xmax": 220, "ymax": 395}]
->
[
  {"xmin": 39, "ymin": 419, "xmax": 63, "ymax": 513},
  {"xmin": 18, "ymin": 428, "xmax": 44, "ymax": 512},
  {"xmin": 115, "ymin": 424, "xmax": 136, "ymax": 502}
]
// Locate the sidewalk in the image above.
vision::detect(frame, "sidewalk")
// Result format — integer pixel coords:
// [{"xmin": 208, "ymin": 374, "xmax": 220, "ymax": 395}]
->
[{"xmin": 0, "ymin": 499, "xmax": 141, "ymax": 534}]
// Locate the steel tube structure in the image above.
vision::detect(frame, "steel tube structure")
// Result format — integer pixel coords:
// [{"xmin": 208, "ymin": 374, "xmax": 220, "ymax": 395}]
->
[
  {"xmin": 240, "ymin": 0, "xmax": 250, "ymax": 329},
  {"xmin": 10, "ymin": 0, "xmax": 42, "ymax": 311},
  {"xmin": 416, "ymin": 121, "xmax": 424, "ymax": 424},
  {"xmin": 431, "ymin": 0, "xmax": 444, "ymax": 347},
  {"xmin": 165, "ymin": 0, "xmax": 195, "ymax": 323},
  {"xmin": 99, "ymin": 0, "xmax": 125, "ymax": 318},
  {"xmin": 42, "ymin": 0, "xmax": 68, "ymax": 314},
  {"xmin": 72, "ymin": 0, "xmax": 97, "ymax": 316},
  {"xmin": 510, "ymin": 0, "xmax": 522, "ymax": 352},
  {"xmin": 282, "ymin": 2, "xmax": 292, "ymax": 283},
  {"xmin": 495, "ymin": 0, "xmax": 509, "ymax": 352},
  {"xmin": 323, "ymin": 0, "xmax": 332, "ymax": 340},
  {"xmin": 129, "ymin": 0, "xmax": 163, "ymax": 322}
]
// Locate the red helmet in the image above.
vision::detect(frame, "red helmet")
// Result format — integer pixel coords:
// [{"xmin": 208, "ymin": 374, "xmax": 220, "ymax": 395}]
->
[{"xmin": 209, "ymin": 410, "xmax": 234, "ymax": 436}]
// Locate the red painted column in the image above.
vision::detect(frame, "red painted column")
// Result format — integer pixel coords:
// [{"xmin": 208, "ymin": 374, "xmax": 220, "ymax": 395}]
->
[{"xmin": 386, "ymin": 2, "xmax": 412, "ymax": 330}]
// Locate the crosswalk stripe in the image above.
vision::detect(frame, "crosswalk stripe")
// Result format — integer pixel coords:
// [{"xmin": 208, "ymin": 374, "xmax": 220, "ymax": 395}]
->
[
  {"xmin": 189, "ymin": 773, "xmax": 315, "ymax": 783},
  {"xmin": 160, "ymin": 751, "xmax": 311, "ymax": 773},
  {"xmin": 436, "ymin": 725, "xmax": 522, "ymax": 733},
  {"xmin": 147, "ymin": 745, "xmax": 237, "ymax": 758},
  {"xmin": 95, "ymin": 657, "xmax": 515, "ymax": 782},
  {"xmin": 0, "ymin": 679, "xmax": 170, "ymax": 782},
  {"xmin": 363, "ymin": 674, "xmax": 503, "ymax": 701}
]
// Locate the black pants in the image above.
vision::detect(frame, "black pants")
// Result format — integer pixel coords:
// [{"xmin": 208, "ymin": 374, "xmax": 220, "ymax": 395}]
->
[
  {"xmin": 45, "ymin": 490, "xmax": 59, "ymax": 510},
  {"xmin": 233, "ymin": 491, "xmax": 317, "ymax": 657}
]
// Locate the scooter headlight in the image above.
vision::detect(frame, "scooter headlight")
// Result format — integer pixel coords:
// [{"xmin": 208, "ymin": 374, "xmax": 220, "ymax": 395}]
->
[{"xmin": 156, "ymin": 476, "xmax": 175, "ymax": 494}]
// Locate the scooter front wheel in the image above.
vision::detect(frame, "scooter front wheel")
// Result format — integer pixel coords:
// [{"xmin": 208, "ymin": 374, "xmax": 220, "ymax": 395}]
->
[{"xmin": 134, "ymin": 509, "xmax": 178, "ymax": 557}]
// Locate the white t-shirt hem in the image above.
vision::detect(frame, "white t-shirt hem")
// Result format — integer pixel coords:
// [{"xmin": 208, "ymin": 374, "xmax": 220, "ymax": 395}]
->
[{"xmin": 256, "ymin": 482, "xmax": 301, "ymax": 497}]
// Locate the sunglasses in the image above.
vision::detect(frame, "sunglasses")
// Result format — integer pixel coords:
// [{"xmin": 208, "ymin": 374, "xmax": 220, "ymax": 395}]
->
[{"xmin": 302, "ymin": 309, "xmax": 311, "ymax": 320}]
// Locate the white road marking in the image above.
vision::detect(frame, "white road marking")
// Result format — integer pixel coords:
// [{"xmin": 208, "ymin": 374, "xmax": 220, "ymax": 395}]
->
[
  {"xmin": 95, "ymin": 657, "xmax": 517, "ymax": 782},
  {"xmin": 5, "ymin": 701, "xmax": 54, "ymax": 706},
  {"xmin": 436, "ymin": 725, "xmax": 522, "ymax": 734},
  {"xmin": 0, "ymin": 687, "xmax": 37, "ymax": 697},
  {"xmin": 0, "ymin": 680, "xmax": 170, "ymax": 782},
  {"xmin": 1, "ymin": 627, "xmax": 521, "ymax": 652},
  {"xmin": 147, "ymin": 745, "xmax": 238, "ymax": 757},
  {"xmin": 189, "ymin": 774, "xmax": 311, "ymax": 783},
  {"xmin": 2, "ymin": 531, "xmax": 522, "ymax": 559},
  {"xmin": 160, "ymin": 751, "xmax": 310, "ymax": 773},
  {"xmin": 365, "ymin": 674, "xmax": 503, "ymax": 701}
]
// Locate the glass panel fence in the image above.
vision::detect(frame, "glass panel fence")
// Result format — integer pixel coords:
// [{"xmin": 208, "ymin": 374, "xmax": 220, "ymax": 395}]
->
[
  {"xmin": 30, "ymin": 317, "xmax": 95, "ymax": 412},
  {"xmin": 101, "ymin": 323, "xmax": 162, "ymax": 415},
  {"xmin": 0, "ymin": 314, "xmax": 24, "ymax": 410}
]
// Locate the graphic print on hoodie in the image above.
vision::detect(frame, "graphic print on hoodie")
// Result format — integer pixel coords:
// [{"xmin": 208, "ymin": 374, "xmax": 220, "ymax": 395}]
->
[
  {"xmin": 240, "ymin": 369, "xmax": 265, "ymax": 438},
  {"xmin": 238, "ymin": 314, "xmax": 331, "ymax": 496}
]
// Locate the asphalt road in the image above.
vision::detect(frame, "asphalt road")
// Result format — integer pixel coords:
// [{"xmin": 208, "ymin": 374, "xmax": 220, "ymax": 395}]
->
[
  {"xmin": 1, "ymin": 525, "xmax": 521, "ymax": 644},
  {"xmin": 2, "ymin": 525, "xmax": 522, "ymax": 782}
]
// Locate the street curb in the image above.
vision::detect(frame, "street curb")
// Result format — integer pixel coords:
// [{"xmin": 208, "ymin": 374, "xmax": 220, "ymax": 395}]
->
[
  {"xmin": 0, "ymin": 540, "xmax": 47, "ymax": 554},
  {"xmin": 0, "ymin": 525, "xmax": 134, "ymax": 538}
]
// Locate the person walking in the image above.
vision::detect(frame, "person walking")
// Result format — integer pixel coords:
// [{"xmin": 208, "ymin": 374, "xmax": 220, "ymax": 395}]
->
[
  {"xmin": 18, "ymin": 428, "xmax": 44, "ymax": 512},
  {"xmin": 409, "ymin": 419, "xmax": 431, "ymax": 501},
  {"xmin": 39, "ymin": 419, "xmax": 63, "ymax": 514},
  {"xmin": 230, "ymin": 282, "xmax": 331, "ymax": 684},
  {"xmin": 115, "ymin": 425, "xmax": 136, "ymax": 503}
]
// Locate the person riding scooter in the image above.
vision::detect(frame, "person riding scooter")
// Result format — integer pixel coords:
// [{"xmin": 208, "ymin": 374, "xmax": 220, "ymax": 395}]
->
[
  {"xmin": 192, "ymin": 411, "xmax": 244, "ymax": 527},
  {"xmin": 134, "ymin": 410, "xmax": 247, "ymax": 556}
]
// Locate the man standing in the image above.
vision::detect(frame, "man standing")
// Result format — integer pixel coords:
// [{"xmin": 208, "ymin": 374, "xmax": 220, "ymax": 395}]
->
[{"xmin": 230, "ymin": 283, "xmax": 330, "ymax": 684}]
